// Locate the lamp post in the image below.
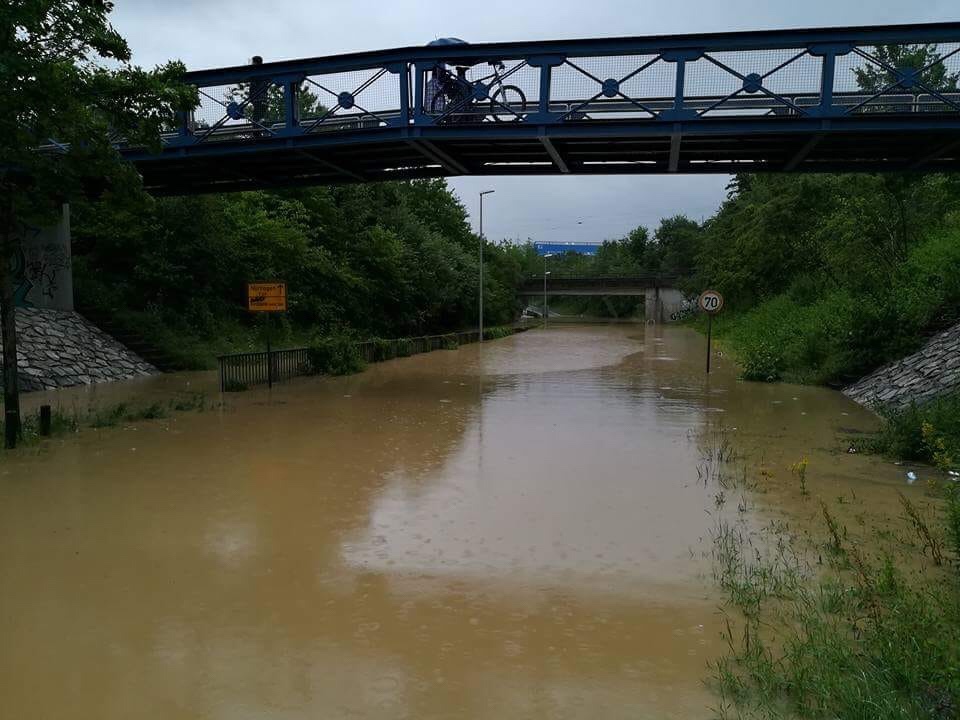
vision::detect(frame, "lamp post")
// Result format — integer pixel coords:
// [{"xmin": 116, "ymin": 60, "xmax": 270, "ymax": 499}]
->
[
  {"xmin": 478, "ymin": 189, "xmax": 495, "ymax": 342},
  {"xmin": 542, "ymin": 253, "xmax": 554, "ymax": 328}
]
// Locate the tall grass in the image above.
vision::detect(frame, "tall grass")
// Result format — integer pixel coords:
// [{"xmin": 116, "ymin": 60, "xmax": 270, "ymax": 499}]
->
[
  {"xmin": 0, "ymin": 392, "xmax": 211, "ymax": 450},
  {"xmin": 708, "ymin": 458, "xmax": 960, "ymax": 719},
  {"xmin": 854, "ymin": 394, "xmax": 960, "ymax": 472}
]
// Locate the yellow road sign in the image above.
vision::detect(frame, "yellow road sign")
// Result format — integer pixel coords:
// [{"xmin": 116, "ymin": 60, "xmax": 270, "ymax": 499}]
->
[{"xmin": 248, "ymin": 282, "xmax": 287, "ymax": 312}]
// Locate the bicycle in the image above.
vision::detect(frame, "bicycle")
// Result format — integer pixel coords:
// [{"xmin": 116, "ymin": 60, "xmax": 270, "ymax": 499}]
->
[{"xmin": 429, "ymin": 61, "xmax": 526, "ymax": 122}]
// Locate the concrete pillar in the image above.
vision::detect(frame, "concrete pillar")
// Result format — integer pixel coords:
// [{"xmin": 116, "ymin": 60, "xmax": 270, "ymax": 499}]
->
[
  {"xmin": 13, "ymin": 204, "xmax": 72, "ymax": 311},
  {"xmin": 644, "ymin": 286, "xmax": 663, "ymax": 323}
]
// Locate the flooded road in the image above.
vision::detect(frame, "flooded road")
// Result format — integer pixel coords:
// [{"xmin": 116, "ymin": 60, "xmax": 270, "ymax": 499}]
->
[{"xmin": 0, "ymin": 325, "xmax": 909, "ymax": 719}]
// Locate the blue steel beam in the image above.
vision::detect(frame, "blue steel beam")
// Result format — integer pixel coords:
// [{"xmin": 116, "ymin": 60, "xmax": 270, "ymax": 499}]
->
[{"xmin": 108, "ymin": 22, "xmax": 960, "ymax": 193}]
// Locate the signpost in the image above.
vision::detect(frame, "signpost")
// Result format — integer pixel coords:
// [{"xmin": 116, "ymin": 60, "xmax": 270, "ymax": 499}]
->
[
  {"xmin": 698, "ymin": 289, "xmax": 724, "ymax": 374},
  {"xmin": 247, "ymin": 282, "xmax": 287, "ymax": 388}
]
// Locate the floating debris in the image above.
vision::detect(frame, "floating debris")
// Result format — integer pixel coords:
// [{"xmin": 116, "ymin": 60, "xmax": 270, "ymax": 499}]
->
[{"xmin": 906, "ymin": 470, "xmax": 918, "ymax": 484}]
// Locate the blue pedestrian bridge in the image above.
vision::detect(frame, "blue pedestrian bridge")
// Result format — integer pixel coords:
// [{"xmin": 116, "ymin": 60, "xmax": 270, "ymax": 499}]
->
[{"xmin": 116, "ymin": 22, "xmax": 960, "ymax": 194}]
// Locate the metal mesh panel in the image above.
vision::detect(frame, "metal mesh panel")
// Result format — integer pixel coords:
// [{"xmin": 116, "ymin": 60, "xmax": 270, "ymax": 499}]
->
[
  {"xmin": 301, "ymin": 67, "xmax": 400, "ymax": 130},
  {"xmin": 685, "ymin": 49, "xmax": 820, "ymax": 117},
  {"xmin": 190, "ymin": 80, "xmax": 284, "ymax": 140},
  {"xmin": 835, "ymin": 43, "xmax": 960, "ymax": 114},
  {"xmin": 550, "ymin": 55, "xmax": 669, "ymax": 119}
]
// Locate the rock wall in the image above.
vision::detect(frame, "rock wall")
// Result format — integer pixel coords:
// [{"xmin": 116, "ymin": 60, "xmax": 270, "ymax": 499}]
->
[
  {"xmin": 1, "ymin": 307, "xmax": 157, "ymax": 392},
  {"xmin": 844, "ymin": 322, "xmax": 960, "ymax": 409}
]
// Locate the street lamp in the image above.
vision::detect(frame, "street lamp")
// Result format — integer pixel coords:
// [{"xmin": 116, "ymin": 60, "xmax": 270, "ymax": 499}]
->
[
  {"xmin": 478, "ymin": 190, "xmax": 495, "ymax": 342},
  {"xmin": 542, "ymin": 253, "xmax": 554, "ymax": 328}
]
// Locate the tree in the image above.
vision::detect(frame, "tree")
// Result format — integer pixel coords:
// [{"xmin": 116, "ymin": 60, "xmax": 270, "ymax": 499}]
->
[
  {"xmin": 654, "ymin": 215, "xmax": 702, "ymax": 276},
  {"xmin": 855, "ymin": 44, "xmax": 959, "ymax": 95},
  {"xmin": 1, "ymin": 0, "xmax": 195, "ymax": 446}
]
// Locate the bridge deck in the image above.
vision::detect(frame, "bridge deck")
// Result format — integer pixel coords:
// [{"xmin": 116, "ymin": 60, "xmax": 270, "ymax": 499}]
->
[
  {"xmin": 113, "ymin": 22, "xmax": 960, "ymax": 194},
  {"xmin": 518, "ymin": 275, "xmax": 678, "ymax": 296}
]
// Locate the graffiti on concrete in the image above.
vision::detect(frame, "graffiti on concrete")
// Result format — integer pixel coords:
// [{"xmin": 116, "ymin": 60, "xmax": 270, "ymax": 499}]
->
[
  {"xmin": 669, "ymin": 302, "xmax": 699, "ymax": 322},
  {"xmin": 12, "ymin": 206, "xmax": 73, "ymax": 311},
  {"xmin": 14, "ymin": 239, "xmax": 70, "ymax": 308}
]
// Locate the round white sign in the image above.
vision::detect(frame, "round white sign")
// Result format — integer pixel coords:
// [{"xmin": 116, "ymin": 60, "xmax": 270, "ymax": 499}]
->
[{"xmin": 698, "ymin": 289, "xmax": 724, "ymax": 315}]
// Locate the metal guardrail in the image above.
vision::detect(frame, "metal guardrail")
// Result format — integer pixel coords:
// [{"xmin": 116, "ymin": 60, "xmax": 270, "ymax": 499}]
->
[{"xmin": 216, "ymin": 327, "xmax": 524, "ymax": 391}]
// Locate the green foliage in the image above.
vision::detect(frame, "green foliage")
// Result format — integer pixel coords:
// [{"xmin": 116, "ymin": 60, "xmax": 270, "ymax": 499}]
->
[
  {"xmin": 306, "ymin": 335, "xmax": 364, "ymax": 376},
  {"xmin": 443, "ymin": 334, "xmax": 459, "ymax": 350},
  {"xmin": 712, "ymin": 492, "xmax": 960, "ymax": 720},
  {"xmin": 700, "ymin": 172, "xmax": 960, "ymax": 385},
  {"xmin": 1, "ymin": 0, "xmax": 195, "ymax": 227},
  {"xmin": 1, "ymin": 393, "xmax": 211, "ymax": 448},
  {"xmin": 482, "ymin": 326, "xmax": 514, "ymax": 341},
  {"xmin": 947, "ymin": 486, "xmax": 960, "ymax": 562},
  {"xmin": 854, "ymin": 44, "xmax": 959, "ymax": 95},
  {"xmin": 856, "ymin": 394, "xmax": 960, "ymax": 470},
  {"xmin": 72, "ymin": 180, "xmax": 529, "ymax": 363},
  {"xmin": 395, "ymin": 338, "xmax": 414, "ymax": 357}
]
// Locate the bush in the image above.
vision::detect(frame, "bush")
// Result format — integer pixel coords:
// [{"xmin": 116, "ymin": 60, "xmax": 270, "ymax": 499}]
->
[
  {"xmin": 482, "ymin": 326, "xmax": 514, "ymax": 341},
  {"xmin": 370, "ymin": 338, "xmax": 397, "ymax": 361},
  {"xmin": 712, "ymin": 227, "xmax": 960, "ymax": 387},
  {"xmin": 858, "ymin": 394, "xmax": 960, "ymax": 470},
  {"xmin": 443, "ymin": 333, "xmax": 459, "ymax": 350},
  {"xmin": 306, "ymin": 335, "xmax": 365, "ymax": 376},
  {"xmin": 396, "ymin": 338, "xmax": 414, "ymax": 357}
]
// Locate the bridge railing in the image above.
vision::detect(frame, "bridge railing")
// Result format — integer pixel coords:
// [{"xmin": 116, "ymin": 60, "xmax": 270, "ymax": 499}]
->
[{"xmin": 160, "ymin": 23, "xmax": 960, "ymax": 151}]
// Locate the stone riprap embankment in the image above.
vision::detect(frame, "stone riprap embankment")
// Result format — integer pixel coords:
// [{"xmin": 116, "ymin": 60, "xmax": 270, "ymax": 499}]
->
[
  {"xmin": 844, "ymin": 322, "xmax": 960, "ymax": 409},
  {"xmin": 0, "ymin": 307, "xmax": 156, "ymax": 391}
]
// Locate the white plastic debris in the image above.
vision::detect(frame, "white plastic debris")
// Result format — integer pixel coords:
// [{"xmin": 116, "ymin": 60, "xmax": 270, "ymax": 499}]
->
[{"xmin": 906, "ymin": 471, "xmax": 918, "ymax": 484}]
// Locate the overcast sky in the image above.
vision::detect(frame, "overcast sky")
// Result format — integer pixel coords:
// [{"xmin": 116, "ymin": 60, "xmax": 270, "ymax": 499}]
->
[{"xmin": 112, "ymin": 0, "xmax": 955, "ymax": 244}]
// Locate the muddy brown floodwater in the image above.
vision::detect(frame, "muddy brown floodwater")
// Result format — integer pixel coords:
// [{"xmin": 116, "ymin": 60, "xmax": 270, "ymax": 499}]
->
[{"xmin": 0, "ymin": 325, "xmax": 917, "ymax": 719}]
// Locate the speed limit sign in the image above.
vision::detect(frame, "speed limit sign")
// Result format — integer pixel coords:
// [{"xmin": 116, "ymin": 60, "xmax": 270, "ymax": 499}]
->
[
  {"xmin": 698, "ymin": 289, "xmax": 724, "ymax": 315},
  {"xmin": 699, "ymin": 289, "xmax": 724, "ymax": 375}
]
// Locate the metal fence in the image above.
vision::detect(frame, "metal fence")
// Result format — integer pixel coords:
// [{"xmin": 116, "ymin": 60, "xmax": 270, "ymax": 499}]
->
[
  {"xmin": 217, "ymin": 327, "xmax": 523, "ymax": 391},
  {"xmin": 217, "ymin": 347, "xmax": 309, "ymax": 391}
]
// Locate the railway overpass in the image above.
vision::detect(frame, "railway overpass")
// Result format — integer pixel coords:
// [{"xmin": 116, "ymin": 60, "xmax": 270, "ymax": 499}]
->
[
  {"xmin": 109, "ymin": 22, "xmax": 960, "ymax": 195},
  {"xmin": 518, "ymin": 274, "xmax": 687, "ymax": 322}
]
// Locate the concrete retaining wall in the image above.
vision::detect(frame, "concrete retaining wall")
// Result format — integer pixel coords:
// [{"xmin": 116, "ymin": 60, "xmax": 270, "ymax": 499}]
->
[
  {"xmin": 1, "ymin": 308, "xmax": 157, "ymax": 392},
  {"xmin": 844, "ymin": 322, "xmax": 960, "ymax": 409}
]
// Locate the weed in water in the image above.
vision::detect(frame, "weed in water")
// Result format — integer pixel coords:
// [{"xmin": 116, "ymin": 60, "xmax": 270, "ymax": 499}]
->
[
  {"xmin": 898, "ymin": 491, "xmax": 945, "ymax": 566},
  {"xmin": 789, "ymin": 456, "xmax": 809, "ymax": 495},
  {"xmin": 710, "ymin": 453, "xmax": 960, "ymax": 720}
]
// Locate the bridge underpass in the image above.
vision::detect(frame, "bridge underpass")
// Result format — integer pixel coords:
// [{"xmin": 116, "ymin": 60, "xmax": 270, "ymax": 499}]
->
[
  {"xmin": 106, "ymin": 22, "xmax": 960, "ymax": 194},
  {"xmin": 518, "ymin": 275, "xmax": 686, "ymax": 323}
]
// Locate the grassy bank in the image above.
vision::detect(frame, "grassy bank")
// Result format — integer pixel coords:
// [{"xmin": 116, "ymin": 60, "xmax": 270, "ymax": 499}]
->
[
  {"xmin": 707, "ymin": 439, "xmax": 960, "ymax": 719},
  {"xmin": 852, "ymin": 393, "xmax": 960, "ymax": 472},
  {"xmin": 1, "ymin": 392, "xmax": 212, "ymax": 450},
  {"xmin": 702, "ymin": 228, "xmax": 960, "ymax": 387}
]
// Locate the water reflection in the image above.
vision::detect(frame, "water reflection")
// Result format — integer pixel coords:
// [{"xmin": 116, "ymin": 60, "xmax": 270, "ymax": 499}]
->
[{"xmin": 0, "ymin": 324, "xmax": 905, "ymax": 719}]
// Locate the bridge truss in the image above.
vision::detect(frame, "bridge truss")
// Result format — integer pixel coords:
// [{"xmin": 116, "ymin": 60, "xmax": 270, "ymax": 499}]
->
[{"xmin": 118, "ymin": 23, "xmax": 960, "ymax": 194}]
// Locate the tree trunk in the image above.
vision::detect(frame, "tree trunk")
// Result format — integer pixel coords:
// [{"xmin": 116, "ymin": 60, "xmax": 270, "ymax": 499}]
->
[{"xmin": 0, "ymin": 195, "xmax": 20, "ymax": 449}]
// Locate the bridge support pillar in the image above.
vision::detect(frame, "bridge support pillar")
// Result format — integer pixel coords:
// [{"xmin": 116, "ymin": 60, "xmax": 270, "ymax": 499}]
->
[
  {"xmin": 644, "ymin": 286, "xmax": 663, "ymax": 324},
  {"xmin": 14, "ymin": 204, "xmax": 72, "ymax": 311}
]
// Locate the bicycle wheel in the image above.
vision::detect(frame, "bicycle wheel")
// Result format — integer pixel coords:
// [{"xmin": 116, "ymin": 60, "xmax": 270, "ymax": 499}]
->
[{"xmin": 490, "ymin": 85, "xmax": 526, "ymax": 122}]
